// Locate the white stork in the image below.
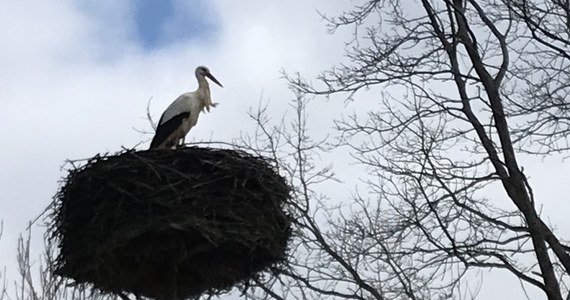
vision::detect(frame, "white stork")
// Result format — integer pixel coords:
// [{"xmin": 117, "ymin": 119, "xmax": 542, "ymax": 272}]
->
[{"xmin": 149, "ymin": 66, "xmax": 223, "ymax": 149}]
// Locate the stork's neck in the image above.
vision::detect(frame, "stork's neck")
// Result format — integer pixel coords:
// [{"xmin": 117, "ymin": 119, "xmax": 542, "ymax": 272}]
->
[
  {"xmin": 196, "ymin": 76, "xmax": 213, "ymax": 110},
  {"xmin": 196, "ymin": 76, "xmax": 211, "ymax": 98},
  {"xmin": 197, "ymin": 76, "xmax": 209, "ymax": 89}
]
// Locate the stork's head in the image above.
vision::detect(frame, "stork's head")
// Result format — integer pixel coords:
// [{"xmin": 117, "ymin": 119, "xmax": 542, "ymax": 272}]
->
[{"xmin": 196, "ymin": 66, "xmax": 223, "ymax": 88}]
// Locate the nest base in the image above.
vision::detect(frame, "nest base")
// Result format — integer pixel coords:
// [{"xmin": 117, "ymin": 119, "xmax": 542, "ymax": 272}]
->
[{"xmin": 50, "ymin": 147, "xmax": 291, "ymax": 299}]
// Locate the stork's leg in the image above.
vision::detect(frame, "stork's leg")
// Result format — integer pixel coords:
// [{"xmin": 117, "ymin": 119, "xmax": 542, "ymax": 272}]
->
[
  {"xmin": 166, "ymin": 134, "xmax": 178, "ymax": 149},
  {"xmin": 172, "ymin": 138, "xmax": 180, "ymax": 149}
]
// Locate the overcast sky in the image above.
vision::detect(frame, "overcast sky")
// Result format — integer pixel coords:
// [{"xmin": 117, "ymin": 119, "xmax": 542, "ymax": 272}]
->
[
  {"xmin": 0, "ymin": 0, "xmax": 350, "ymax": 297},
  {"xmin": 0, "ymin": 1, "xmax": 569, "ymax": 299}
]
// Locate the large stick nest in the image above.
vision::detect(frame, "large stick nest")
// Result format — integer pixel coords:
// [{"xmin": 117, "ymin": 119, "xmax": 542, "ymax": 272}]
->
[{"xmin": 49, "ymin": 147, "xmax": 292, "ymax": 300}]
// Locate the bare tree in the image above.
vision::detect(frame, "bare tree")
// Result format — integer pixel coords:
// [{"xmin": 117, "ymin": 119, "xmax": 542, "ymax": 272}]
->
[
  {"xmin": 7, "ymin": 2, "xmax": 570, "ymax": 299},
  {"xmin": 240, "ymin": 1, "xmax": 570, "ymax": 300},
  {"xmin": 4, "ymin": 225, "xmax": 118, "ymax": 300},
  {"xmin": 0, "ymin": 222, "xmax": 7, "ymax": 300}
]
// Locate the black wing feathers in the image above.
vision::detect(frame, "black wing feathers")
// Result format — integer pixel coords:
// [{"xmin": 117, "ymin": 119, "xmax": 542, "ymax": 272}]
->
[{"xmin": 149, "ymin": 112, "xmax": 191, "ymax": 149}]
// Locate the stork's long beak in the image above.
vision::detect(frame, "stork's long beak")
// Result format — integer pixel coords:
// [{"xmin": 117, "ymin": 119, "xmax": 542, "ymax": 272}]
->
[{"xmin": 206, "ymin": 73, "xmax": 223, "ymax": 88}]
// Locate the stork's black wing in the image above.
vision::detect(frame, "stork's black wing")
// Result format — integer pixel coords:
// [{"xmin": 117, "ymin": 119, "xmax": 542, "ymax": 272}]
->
[{"xmin": 149, "ymin": 112, "xmax": 190, "ymax": 149}]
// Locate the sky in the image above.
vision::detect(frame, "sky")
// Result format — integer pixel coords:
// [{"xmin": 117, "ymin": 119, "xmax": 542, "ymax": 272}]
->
[
  {"xmin": 134, "ymin": 0, "xmax": 217, "ymax": 49},
  {"xmin": 0, "ymin": 0, "xmax": 350, "ymax": 298},
  {"xmin": 0, "ymin": 1, "xmax": 569, "ymax": 300}
]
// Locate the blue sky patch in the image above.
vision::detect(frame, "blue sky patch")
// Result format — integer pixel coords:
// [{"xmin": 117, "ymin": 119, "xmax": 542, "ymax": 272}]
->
[{"xmin": 133, "ymin": 0, "xmax": 218, "ymax": 50}]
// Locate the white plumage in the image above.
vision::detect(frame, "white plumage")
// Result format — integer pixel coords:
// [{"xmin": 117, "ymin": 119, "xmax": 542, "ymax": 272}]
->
[{"xmin": 149, "ymin": 66, "xmax": 223, "ymax": 149}]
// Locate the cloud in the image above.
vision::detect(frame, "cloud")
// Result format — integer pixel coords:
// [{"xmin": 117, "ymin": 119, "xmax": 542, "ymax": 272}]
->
[
  {"xmin": 2, "ymin": 1, "xmax": 564, "ymax": 299},
  {"xmin": 0, "ymin": 0, "xmax": 351, "ymax": 291}
]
